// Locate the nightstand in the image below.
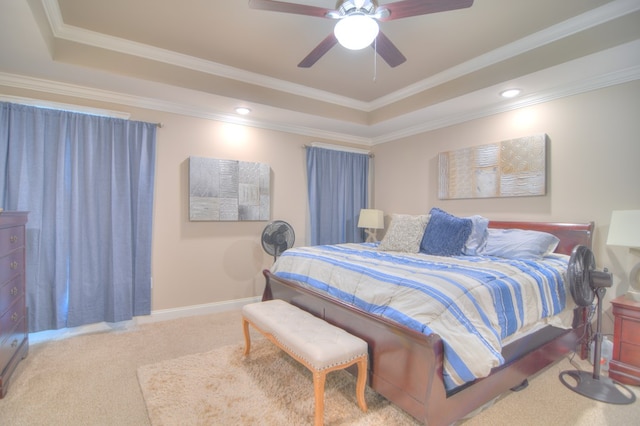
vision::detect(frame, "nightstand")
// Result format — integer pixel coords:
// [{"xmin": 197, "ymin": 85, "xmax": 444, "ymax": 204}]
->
[{"xmin": 609, "ymin": 295, "xmax": 640, "ymax": 386}]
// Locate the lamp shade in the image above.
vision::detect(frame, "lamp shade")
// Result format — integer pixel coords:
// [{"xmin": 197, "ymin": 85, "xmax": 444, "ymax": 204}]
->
[
  {"xmin": 607, "ymin": 210, "xmax": 640, "ymax": 248},
  {"xmin": 334, "ymin": 15, "xmax": 379, "ymax": 50},
  {"xmin": 358, "ymin": 209, "xmax": 384, "ymax": 229}
]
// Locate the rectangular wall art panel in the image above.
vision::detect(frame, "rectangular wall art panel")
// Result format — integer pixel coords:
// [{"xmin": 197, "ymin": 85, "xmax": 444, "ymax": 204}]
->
[
  {"xmin": 189, "ymin": 156, "xmax": 270, "ymax": 221},
  {"xmin": 438, "ymin": 134, "xmax": 547, "ymax": 200}
]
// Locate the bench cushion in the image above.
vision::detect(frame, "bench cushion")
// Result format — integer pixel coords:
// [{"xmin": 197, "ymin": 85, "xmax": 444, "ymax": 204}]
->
[{"xmin": 242, "ymin": 299, "xmax": 368, "ymax": 371}]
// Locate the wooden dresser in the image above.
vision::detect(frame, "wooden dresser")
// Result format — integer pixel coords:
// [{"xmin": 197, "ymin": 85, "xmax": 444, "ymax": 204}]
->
[
  {"xmin": 609, "ymin": 295, "xmax": 640, "ymax": 386},
  {"xmin": 0, "ymin": 211, "xmax": 28, "ymax": 398}
]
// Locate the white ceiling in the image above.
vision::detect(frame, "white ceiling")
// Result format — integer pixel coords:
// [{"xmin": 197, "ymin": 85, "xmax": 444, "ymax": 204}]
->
[{"xmin": 1, "ymin": 0, "xmax": 639, "ymax": 145}]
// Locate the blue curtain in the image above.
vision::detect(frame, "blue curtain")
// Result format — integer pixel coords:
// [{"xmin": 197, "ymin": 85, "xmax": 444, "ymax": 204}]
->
[
  {"xmin": 306, "ymin": 147, "xmax": 369, "ymax": 245},
  {"xmin": 0, "ymin": 102, "xmax": 156, "ymax": 332}
]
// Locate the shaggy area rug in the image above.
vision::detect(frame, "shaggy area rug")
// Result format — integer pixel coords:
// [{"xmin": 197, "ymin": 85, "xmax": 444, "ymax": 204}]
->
[{"xmin": 137, "ymin": 339, "xmax": 419, "ymax": 425}]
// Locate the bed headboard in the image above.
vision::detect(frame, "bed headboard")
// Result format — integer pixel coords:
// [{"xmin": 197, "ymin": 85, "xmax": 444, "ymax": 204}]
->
[{"xmin": 488, "ymin": 221, "xmax": 594, "ymax": 255}]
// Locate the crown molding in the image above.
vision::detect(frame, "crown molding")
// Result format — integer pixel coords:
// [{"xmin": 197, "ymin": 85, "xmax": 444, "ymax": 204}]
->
[
  {"xmin": 3, "ymin": 59, "xmax": 638, "ymax": 147},
  {"xmin": 371, "ymin": 62, "xmax": 640, "ymax": 145},
  {"xmin": 0, "ymin": 71, "xmax": 374, "ymax": 146},
  {"xmin": 40, "ymin": 0, "xmax": 640, "ymax": 112},
  {"xmin": 370, "ymin": 0, "xmax": 640, "ymax": 109},
  {"xmin": 39, "ymin": 0, "xmax": 369, "ymax": 112}
]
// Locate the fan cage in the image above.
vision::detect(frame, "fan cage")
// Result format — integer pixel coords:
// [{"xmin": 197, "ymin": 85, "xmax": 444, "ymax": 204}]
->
[{"xmin": 261, "ymin": 220, "xmax": 295, "ymax": 259}]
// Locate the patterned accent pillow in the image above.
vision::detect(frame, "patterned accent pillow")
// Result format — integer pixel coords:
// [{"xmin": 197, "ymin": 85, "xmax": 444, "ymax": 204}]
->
[{"xmin": 378, "ymin": 214, "xmax": 430, "ymax": 253}]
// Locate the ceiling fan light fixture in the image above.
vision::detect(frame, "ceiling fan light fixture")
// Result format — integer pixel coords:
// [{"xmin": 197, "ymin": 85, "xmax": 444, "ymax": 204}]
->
[{"xmin": 334, "ymin": 14, "xmax": 379, "ymax": 50}]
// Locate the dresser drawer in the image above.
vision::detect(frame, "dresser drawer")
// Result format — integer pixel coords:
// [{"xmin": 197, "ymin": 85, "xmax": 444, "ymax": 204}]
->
[
  {"xmin": 0, "ymin": 317, "xmax": 26, "ymax": 372},
  {"xmin": 620, "ymin": 342, "xmax": 640, "ymax": 366},
  {"xmin": 620, "ymin": 317, "xmax": 640, "ymax": 345},
  {"xmin": 0, "ymin": 226, "xmax": 24, "ymax": 255},
  {"xmin": 0, "ymin": 250, "xmax": 24, "ymax": 286},
  {"xmin": 0, "ymin": 276, "xmax": 23, "ymax": 315},
  {"xmin": 0, "ymin": 295, "xmax": 24, "ymax": 335},
  {"xmin": 0, "ymin": 212, "xmax": 27, "ymax": 399}
]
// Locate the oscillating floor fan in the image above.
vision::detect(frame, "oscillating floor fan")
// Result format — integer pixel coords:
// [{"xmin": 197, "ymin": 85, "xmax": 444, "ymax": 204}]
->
[
  {"xmin": 261, "ymin": 220, "xmax": 295, "ymax": 263},
  {"xmin": 559, "ymin": 245, "xmax": 636, "ymax": 404}
]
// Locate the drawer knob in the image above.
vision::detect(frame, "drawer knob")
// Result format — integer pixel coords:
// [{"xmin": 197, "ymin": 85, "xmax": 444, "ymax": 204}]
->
[
  {"xmin": 10, "ymin": 286, "xmax": 18, "ymax": 296},
  {"xmin": 11, "ymin": 312, "xmax": 18, "ymax": 322},
  {"xmin": 10, "ymin": 235, "xmax": 18, "ymax": 243},
  {"xmin": 10, "ymin": 261, "xmax": 19, "ymax": 269}
]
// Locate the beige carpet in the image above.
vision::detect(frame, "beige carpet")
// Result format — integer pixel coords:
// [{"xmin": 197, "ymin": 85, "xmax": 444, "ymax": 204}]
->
[
  {"xmin": 1, "ymin": 309, "xmax": 639, "ymax": 425},
  {"xmin": 138, "ymin": 335, "xmax": 640, "ymax": 426},
  {"xmin": 137, "ymin": 339, "xmax": 418, "ymax": 425}
]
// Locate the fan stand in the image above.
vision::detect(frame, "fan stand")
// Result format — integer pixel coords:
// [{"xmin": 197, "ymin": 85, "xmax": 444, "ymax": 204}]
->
[
  {"xmin": 559, "ymin": 287, "xmax": 636, "ymax": 404},
  {"xmin": 271, "ymin": 246, "xmax": 281, "ymax": 263}
]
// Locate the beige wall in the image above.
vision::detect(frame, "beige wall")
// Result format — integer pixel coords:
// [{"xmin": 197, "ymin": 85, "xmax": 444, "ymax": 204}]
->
[
  {"xmin": 132, "ymin": 111, "xmax": 366, "ymax": 311},
  {"xmin": 2, "ymin": 80, "xmax": 639, "ymax": 332},
  {"xmin": 373, "ymin": 80, "xmax": 640, "ymax": 330},
  {"xmin": 149, "ymin": 113, "xmax": 310, "ymax": 310}
]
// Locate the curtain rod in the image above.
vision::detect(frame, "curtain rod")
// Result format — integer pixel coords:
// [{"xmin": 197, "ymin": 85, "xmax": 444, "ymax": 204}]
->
[
  {"xmin": 1, "ymin": 96, "xmax": 164, "ymax": 129},
  {"xmin": 303, "ymin": 143, "xmax": 374, "ymax": 158},
  {"xmin": 0, "ymin": 95, "xmax": 131, "ymax": 119}
]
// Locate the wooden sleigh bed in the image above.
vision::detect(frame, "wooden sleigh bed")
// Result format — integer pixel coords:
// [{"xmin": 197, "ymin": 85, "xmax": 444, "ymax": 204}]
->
[{"xmin": 262, "ymin": 220, "xmax": 594, "ymax": 426}]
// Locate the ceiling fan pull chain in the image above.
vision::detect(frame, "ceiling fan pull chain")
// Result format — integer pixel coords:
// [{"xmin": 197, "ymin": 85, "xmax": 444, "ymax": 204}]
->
[{"xmin": 373, "ymin": 36, "xmax": 377, "ymax": 82}]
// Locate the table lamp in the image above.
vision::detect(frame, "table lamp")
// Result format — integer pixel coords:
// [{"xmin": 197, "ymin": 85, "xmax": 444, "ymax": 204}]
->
[
  {"xmin": 358, "ymin": 209, "xmax": 384, "ymax": 243},
  {"xmin": 607, "ymin": 210, "xmax": 640, "ymax": 301}
]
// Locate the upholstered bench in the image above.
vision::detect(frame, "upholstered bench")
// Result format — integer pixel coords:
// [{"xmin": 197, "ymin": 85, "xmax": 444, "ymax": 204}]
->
[{"xmin": 242, "ymin": 299, "xmax": 368, "ymax": 426}]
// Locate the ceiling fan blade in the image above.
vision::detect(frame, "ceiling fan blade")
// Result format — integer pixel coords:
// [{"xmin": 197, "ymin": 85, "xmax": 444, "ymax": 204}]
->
[
  {"xmin": 298, "ymin": 33, "xmax": 338, "ymax": 68},
  {"xmin": 373, "ymin": 32, "xmax": 406, "ymax": 68},
  {"xmin": 379, "ymin": 0, "xmax": 474, "ymax": 21},
  {"xmin": 248, "ymin": 0, "xmax": 331, "ymax": 18}
]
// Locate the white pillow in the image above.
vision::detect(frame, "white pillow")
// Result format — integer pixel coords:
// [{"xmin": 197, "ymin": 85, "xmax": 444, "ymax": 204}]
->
[
  {"xmin": 462, "ymin": 215, "xmax": 490, "ymax": 255},
  {"xmin": 479, "ymin": 228, "xmax": 560, "ymax": 260},
  {"xmin": 378, "ymin": 214, "xmax": 429, "ymax": 253}
]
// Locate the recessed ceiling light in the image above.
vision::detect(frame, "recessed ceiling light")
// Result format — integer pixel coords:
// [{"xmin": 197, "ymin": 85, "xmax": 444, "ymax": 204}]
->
[
  {"xmin": 500, "ymin": 89, "xmax": 522, "ymax": 98},
  {"xmin": 235, "ymin": 107, "xmax": 251, "ymax": 115}
]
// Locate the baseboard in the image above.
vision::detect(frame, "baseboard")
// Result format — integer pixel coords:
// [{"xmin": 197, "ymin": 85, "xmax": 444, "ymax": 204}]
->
[
  {"xmin": 136, "ymin": 296, "xmax": 261, "ymax": 324},
  {"xmin": 29, "ymin": 296, "xmax": 261, "ymax": 344}
]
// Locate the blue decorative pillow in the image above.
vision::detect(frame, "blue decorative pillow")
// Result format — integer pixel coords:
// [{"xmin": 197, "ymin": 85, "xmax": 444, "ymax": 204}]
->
[
  {"xmin": 479, "ymin": 228, "xmax": 560, "ymax": 260},
  {"xmin": 420, "ymin": 208, "xmax": 473, "ymax": 256}
]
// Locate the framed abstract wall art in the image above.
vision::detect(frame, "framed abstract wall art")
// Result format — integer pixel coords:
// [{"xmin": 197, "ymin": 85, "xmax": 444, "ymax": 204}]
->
[
  {"xmin": 189, "ymin": 156, "xmax": 270, "ymax": 221},
  {"xmin": 438, "ymin": 134, "xmax": 548, "ymax": 200}
]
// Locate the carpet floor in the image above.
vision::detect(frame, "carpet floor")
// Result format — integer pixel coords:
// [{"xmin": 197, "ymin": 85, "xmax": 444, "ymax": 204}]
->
[
  {"xmin": 138, "ymin": 339, "xmax": 418, "ymax": 425},
  {"xmin": 137, "ymin": 334, "xmax": 640, "ymax": 426},
  {"xmin": 1, "ymin": 309, "xmax": 638, "ymax": 425}
]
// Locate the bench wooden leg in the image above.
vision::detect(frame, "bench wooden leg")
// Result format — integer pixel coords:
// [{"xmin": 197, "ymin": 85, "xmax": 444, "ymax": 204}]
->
[
  {"xmin": 242, "ymin": 317, "xmax": 251, "ymax": 356},
  {"xmin": 355, "ymin": 356, "xmax": 368, "ymax": 412},
  {"xmin": 313, "ymin": 370, "xmax": 326, "ymax": 426}
]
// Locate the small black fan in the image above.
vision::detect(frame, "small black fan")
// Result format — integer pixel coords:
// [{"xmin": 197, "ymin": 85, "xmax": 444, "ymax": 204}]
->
[
  {"xmin": 559, "ymin": 245, "xmax": 635, "ymax": 404},
  {"xmin": 261, "ymin": 220, "xmax": 295, "ymax": 262}
]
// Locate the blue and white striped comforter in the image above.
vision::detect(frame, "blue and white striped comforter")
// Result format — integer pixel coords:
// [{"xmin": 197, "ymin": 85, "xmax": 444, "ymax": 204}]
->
[{"xmin": 271, "ymin": 243, "xmax": 573, "ymax": 390}]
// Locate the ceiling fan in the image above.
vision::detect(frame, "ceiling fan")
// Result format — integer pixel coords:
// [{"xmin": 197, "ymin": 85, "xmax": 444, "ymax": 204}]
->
[{"xmin": 248, "ymin": 0, "xmax": 474, "ymax": 68}]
